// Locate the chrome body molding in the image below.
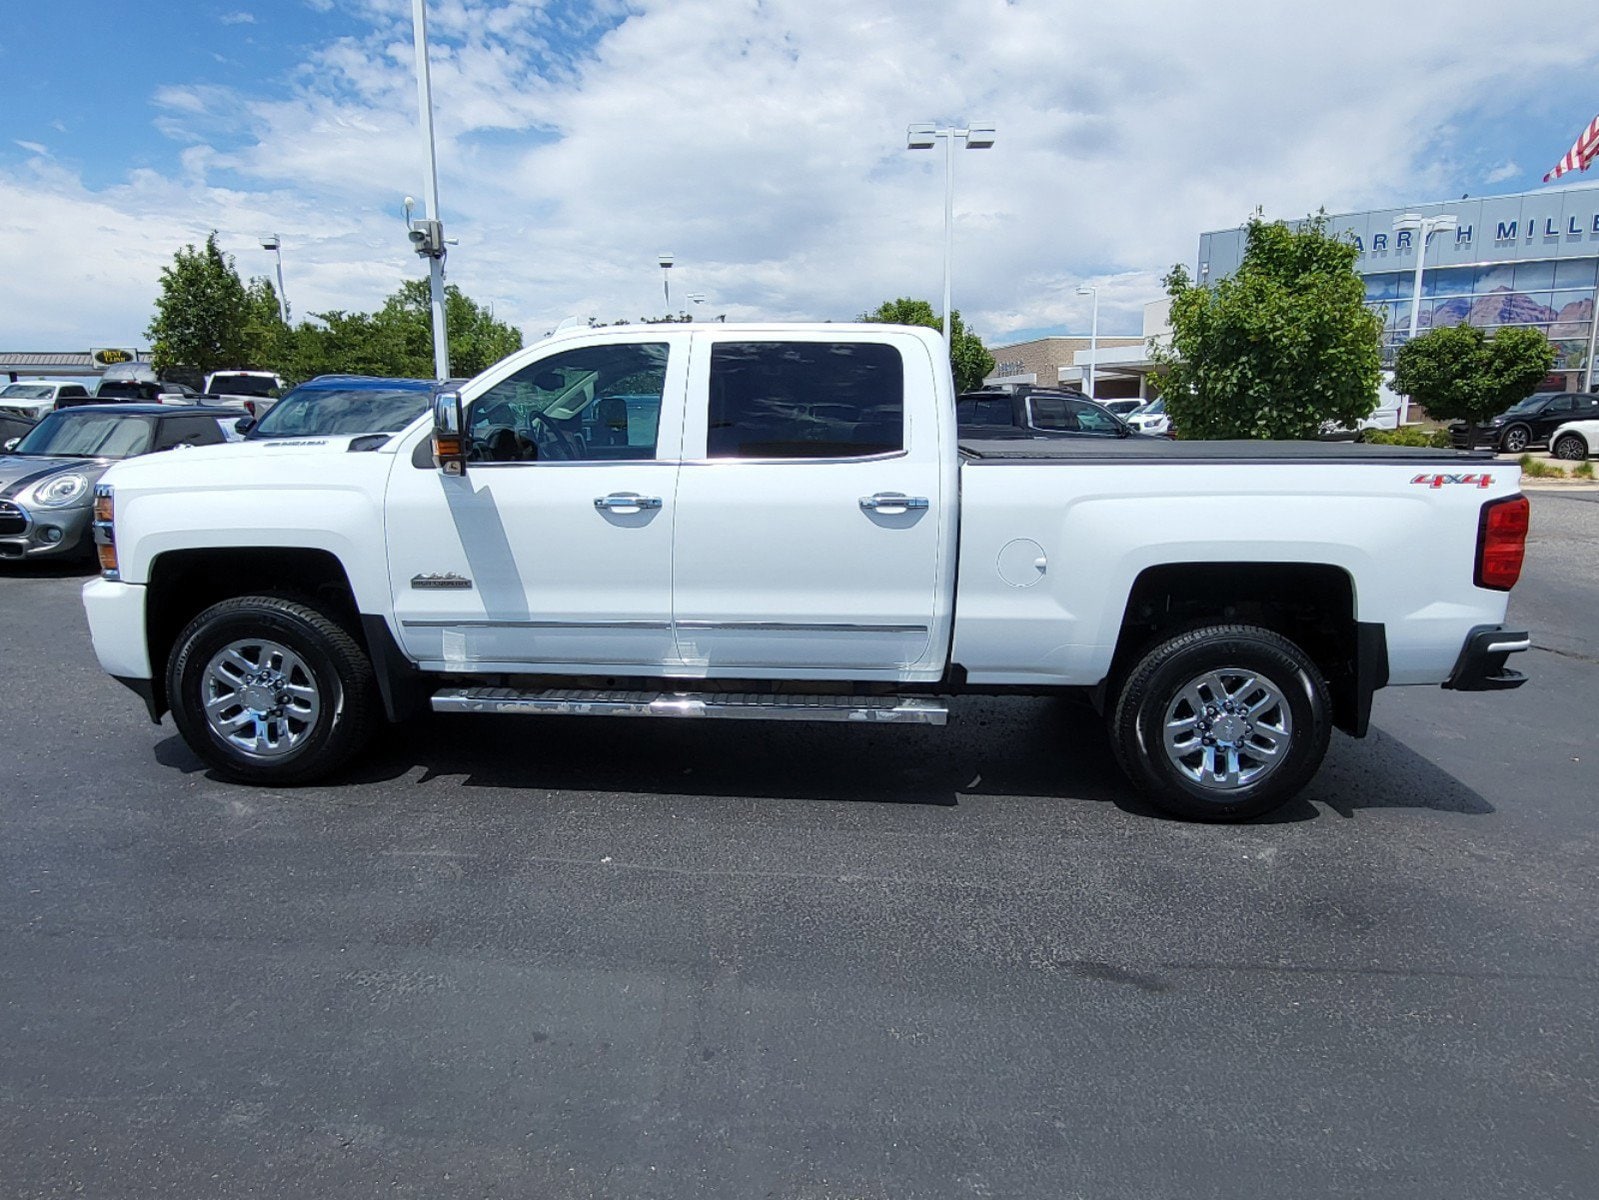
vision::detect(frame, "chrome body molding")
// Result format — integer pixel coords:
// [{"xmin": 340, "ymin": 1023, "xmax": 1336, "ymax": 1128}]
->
[
  {"xmin": 675, "ymin": 621, "xmax": 928, "ymax": 634},
  {"xmin": 401, "ymin": 618, "xmax": 672, "ymax": 630}
]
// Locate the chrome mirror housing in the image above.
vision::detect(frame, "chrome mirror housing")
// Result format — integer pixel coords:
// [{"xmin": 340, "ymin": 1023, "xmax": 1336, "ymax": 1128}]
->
[{"xmin": 432, "ymin": 391, "xmax": 466, "ymax": 474}]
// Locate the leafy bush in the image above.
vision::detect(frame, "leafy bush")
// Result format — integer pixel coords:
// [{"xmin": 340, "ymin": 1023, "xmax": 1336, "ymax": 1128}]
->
[
  {"xmin": 1360, "ymin": 426, "xmax": 1452, "ymax": 448},
  {"xmin": 1575, "ymin": 460, "xmax": 1595, "ymax": 479},
  {"xmin": 1519, "ymin": 454, "xmax": 1560, "ymax": 478}
]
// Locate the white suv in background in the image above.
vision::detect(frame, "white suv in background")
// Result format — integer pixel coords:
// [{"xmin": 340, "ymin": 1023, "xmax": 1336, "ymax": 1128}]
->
[
  {"xmin": 1549, "ymin": 419, "xmax": 1599, "ymax": 461},
  {"xmin": 0, "ymin": 380, "xmax": 94, "ymax": 422}
]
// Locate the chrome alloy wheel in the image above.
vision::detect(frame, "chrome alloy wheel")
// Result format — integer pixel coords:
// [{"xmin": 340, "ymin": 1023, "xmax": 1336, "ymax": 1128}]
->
[
  {"xmin": 1162, "ymin": 667, "xmax": 1293, "ymax": 792},
  {"xmin": 201, "ymin": 638, "xmax": 322, "ymax": 758}
]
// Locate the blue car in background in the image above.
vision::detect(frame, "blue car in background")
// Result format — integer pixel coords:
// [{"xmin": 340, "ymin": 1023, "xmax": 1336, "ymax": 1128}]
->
[{"xmin": 240, "ymin": 375, "xmax": 452, "ymax": 441}]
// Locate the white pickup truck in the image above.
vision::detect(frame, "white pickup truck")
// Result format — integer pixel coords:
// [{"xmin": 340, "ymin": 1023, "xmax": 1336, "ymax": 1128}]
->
[{"xmin": 81, "ymin": 323, "xmax": 1531, "ymax": 820}]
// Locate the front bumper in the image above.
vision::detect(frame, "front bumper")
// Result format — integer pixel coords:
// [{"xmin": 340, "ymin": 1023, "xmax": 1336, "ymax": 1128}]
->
[
  {"xmin": 82, "ymin": 577, "xmax": 153, "ymax": 682},
  {"xmin": 1442, "ymin": 624, "xmax": 1530, "ymax": 691},
  {"xmin": 0, "ymin": 501, "xmax": 93, "ymax": 559}
]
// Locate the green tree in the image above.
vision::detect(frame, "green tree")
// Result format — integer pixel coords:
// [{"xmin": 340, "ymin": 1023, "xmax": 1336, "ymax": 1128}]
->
[
  {"xmin": 1153, "ymin": 213, "xmax": 1383, "ymax": 439},
  {"xmin": 241, "ymin": 276, "xmax": 290, "ymax": 371},
  {"xmin": 375, "ymin": 280, "xmax": 525, "ymax": 377},
  {"xmin": 1392, "ymin": 324, "xmax": 1556, "ymax": 442},
  {"xmin": 860, "ymin": 297, "xmax": 995, "ymax": 392},
  {"xmin": 276, "ymin": 310, "xmax": 408, "ymax": 384},
  {"xmin": 146, "ymin": 232, "xmax": 254, "ymax": 376}
]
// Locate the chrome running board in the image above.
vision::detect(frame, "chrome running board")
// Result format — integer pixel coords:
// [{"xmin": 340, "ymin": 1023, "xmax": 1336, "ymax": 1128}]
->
[{"xmin": 429, "ymin": 687, "xmax": 949, "ymax": 725}]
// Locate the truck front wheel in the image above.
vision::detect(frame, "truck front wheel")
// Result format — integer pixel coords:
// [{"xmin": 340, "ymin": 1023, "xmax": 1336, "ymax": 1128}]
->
[
  {"xmin": 1109, "ymin": 624, "xmax": 1331, "ymax": 821},
  {"xmin": 166, "ymin": 595, "xmax": 379, "ymax": 785}
]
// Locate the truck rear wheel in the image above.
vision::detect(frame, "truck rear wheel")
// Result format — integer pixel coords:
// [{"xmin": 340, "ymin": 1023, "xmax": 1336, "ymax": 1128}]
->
[
  {"xmin": 1109, "ymin": 624, "xmax": 1331, "ymax": 821},
  {"xmin": 166, "ymin": 595, "xmax": 379, "ymax": 785}
]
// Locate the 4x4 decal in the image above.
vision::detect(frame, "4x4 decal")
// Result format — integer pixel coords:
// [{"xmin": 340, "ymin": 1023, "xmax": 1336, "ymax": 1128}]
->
[{"xmin": 1412, "ymin": 473, "xmax": 1494, "ymax": 489}]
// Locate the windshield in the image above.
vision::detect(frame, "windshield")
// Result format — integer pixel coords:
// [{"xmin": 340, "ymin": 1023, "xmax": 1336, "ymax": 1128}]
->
[
  {"xmin": 0, "ymin": 384, "xmax": 53, "ymax": 400},
  {"xmin": 1504, "ymin": 395, "xmax": 1549, "ymax": 414},
  {"xmin": 249, "ymin": 385, "xmax": 431, "ymax": 438},
  {"xmin": 13, "ymin": 412, "xmax": 154, "ymax": 458},
  {"xmin": 210, "ymin": 374, "xmax": 278, "ymax": 397}
]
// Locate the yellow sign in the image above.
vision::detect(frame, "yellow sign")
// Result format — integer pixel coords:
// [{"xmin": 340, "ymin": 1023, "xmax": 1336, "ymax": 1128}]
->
[{"xmin": 90, "ymin": 348, "xmax": 137, "ymax": 367}]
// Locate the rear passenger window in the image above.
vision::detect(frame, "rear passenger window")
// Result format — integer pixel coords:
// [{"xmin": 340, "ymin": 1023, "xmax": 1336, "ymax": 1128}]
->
[
  {"xmin": 154, "ymin": 418, "xmax": 224, "ymax": 450},
  {"xmin": 707, "ymin": 342, "xmax": 903, "ymax": 459}
]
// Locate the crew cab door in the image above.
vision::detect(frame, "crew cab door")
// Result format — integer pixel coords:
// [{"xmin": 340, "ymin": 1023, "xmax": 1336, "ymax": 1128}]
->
[
  {"xmin": 384, "ymin": 333, "xmax": 688, "ymax": 672},
  {"xmin": 669, "ymin": 330, "xmax": 951, "ymax": 678}
]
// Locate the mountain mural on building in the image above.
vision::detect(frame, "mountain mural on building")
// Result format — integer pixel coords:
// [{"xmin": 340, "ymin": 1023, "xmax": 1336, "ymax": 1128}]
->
[{"xmin": 1550, "ymin": 297, "xmax": 1594, "ymax": 341}]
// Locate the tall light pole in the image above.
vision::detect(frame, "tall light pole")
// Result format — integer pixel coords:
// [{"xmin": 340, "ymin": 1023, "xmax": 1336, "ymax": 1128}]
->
[
  {"xmin": 259, "ymin": 234, "xmax": 288, "ymax": 323},
  {"xmin": 1077, "ymin": 283, "xmax": 1099, "ymax": 398},
  {"xmin": 906, "ymin": 121, "xmax": 995, "ymax": 342},
  {"xmin": 658, "ymin": 254, "xmax": 674, "ymax": 317},
  {"xmin": 1392, "ymin": 211, "xmax": 1457, "ymax": 425},
  {"xmin": 409, "ymin": 0, "xmax": 449, "ymax": 379}
]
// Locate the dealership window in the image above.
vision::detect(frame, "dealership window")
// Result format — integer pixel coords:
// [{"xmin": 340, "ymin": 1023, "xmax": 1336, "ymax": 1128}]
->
[{"xmin": 1553, "ymin": 259, "xmax": 1598, "ymax": 290}]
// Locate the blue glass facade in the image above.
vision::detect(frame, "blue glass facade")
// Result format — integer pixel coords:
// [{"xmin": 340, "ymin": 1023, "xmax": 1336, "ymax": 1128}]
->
[{"xmin": 1197, "ymin": 185, "xmax": 1599, "ymax": 384}]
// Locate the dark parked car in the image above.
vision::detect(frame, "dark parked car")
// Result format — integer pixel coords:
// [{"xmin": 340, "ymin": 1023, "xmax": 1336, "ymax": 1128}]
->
[
  {"xmin": 239, "ymin": 374, "xmax": 442, "ymax": 440},
  {"xmin": 0, "ymin": 405, "xmax": 235, "ymax": 561},
  {"xmin": 1449, "ymin": 391, "xmax": 1599, "ymax": 452},
  {"xmin": 957, "ymin": 386, "xmax": 1133, "ymax": 439}
]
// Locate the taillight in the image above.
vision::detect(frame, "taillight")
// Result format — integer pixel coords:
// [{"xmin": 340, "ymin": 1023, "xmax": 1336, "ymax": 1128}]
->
[
  {"xmin": 244, "ymin": 399, "xmax": 257, "ymax": 417},
  {"xmin": 1475, "ymin": 494, "xmax": 1529, "ymax": 591}
]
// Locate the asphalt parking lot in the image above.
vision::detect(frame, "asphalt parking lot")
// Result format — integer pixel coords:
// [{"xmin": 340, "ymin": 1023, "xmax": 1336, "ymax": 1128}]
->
[{"xmin": 1, "ymin": 490, "xmax": 1595, "ymax": 1200}]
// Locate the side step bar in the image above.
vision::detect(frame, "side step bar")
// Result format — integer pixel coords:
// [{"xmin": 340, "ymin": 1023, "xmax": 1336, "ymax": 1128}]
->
[{"xmin": 430, "ymin": 687, "xmax": 949, "ymax": 726}]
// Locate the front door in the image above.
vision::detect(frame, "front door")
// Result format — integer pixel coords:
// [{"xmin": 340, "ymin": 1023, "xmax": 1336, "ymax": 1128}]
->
[
  {"xmin": 385, "ymin": 334, "xmax": 688, "ymax": 673},
  {"xmin": 669, "ymin": 332, "xmax": 949, "ymax": 678}
]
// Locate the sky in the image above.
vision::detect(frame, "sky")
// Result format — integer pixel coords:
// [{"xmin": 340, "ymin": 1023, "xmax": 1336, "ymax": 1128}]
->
[{"xmin": 3, "ymin": 0, "xmax": 1599, "ymax": 353}]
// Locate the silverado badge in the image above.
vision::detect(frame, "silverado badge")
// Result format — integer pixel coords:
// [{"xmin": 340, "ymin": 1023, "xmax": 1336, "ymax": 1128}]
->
[{"xmin": 411, "ymin": 572, "xmax": 474, "ymax": 590}]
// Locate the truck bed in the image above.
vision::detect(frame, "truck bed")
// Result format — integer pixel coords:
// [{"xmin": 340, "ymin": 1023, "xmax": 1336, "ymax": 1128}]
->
[{"xmin": 957, "ymin": 435, "xmax": 1494, "ymax": 465}]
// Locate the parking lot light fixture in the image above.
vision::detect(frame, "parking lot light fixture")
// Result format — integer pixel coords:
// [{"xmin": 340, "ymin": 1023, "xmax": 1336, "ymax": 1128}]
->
[
  {"xmin": 1077, "ymin": 283, "xmax": 1099, "ymax": 398},
  {"xmin": 1392, "ymin": 211, "xmax": 1458, "ymax": 424},
  {"xmin": 658, "ymin": 254, "xmax": 674, "ymax": 315},
  {"xmin": 906, "ymin": 121, "xmax": 997, "ymax": 342},
  {"xmin": 259, "ymin": 235, "xmax": 289, "ymax": 323}
]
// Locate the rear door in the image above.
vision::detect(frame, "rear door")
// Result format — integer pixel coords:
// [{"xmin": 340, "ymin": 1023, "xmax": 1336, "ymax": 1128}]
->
[{"xmin": 670, "ymin": 330, "xmax": 947, "ymax": 678}]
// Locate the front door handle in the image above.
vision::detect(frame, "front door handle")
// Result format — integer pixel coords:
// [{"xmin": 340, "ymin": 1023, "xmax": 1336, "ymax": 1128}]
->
[
  {"xmin": 859, "ymin": 492, "xmax": 930, "ymax": 513},
  {"xmin": 594, "ymin": 492, "xmax": 663, "ymax": 513}
]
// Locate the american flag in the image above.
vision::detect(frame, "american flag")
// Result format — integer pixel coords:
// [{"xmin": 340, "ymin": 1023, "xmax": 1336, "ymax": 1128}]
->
[{"xmin": 1544, "ymin": 113, "xmax": 1599, "ymax": 182}]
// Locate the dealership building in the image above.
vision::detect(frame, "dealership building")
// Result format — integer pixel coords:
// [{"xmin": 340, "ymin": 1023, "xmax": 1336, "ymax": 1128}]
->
[
  {"xmin": 1200, "ymin": 183, "xmax": 1599, "ymax": 391},
  {"xmin": 990, "ymin": 183, "xmax": 1599, "ymax": 399}
]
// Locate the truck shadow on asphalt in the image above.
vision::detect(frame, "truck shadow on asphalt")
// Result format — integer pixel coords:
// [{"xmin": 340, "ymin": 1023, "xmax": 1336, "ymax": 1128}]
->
[{"xmin": 153, "ymin": 695, "xmax": 1494, "ymax": 822}]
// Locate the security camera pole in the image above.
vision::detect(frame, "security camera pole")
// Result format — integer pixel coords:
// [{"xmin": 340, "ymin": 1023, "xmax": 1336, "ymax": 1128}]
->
[{"xmin": 410, "ymin": 0, "xmax": 449, "ymax": 379}]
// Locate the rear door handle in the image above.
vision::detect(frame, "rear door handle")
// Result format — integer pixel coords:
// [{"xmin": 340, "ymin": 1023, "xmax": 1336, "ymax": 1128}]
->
[
  {"xmin": 859, "ymin": 492, "xmax": 929, "ymax": 513},
  {"xmin": 594, "ymin": 492, "xmax": 663, "ymax": 513}
]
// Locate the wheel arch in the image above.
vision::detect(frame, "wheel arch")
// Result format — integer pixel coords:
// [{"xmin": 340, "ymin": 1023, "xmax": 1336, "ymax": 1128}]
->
[
  {"xmin": 1105, "ymin": 561, "xmax": 1386, "ymax": 737},
  {"xmin": 144, "ymin": 547, "xmax": 368, "ymax": 721}
]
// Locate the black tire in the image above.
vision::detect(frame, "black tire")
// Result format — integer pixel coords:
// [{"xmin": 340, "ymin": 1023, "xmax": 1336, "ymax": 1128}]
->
[
  {"xmin": 1108, "ymin": 624, "xmax": 1331, "ymax": 822},
  {"xmin": 1553, "ymin": 433, "xmax": 1588, "ymax": 462},
  {"xmin": 1500, "ymin": 424, "xmax": 1531, "ymax": 454},
  {"xmin": 166, "ymin": 595, "xmax": 379, "ymax": 785}
]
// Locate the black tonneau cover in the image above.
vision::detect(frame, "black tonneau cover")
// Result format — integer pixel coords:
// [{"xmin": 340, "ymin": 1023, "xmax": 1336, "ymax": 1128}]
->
[{"xmin": 958, "ymin": 435, "xmax": 1494, "ymax": 466}]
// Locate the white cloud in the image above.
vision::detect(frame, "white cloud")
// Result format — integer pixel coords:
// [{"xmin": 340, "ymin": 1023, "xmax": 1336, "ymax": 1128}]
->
[
  {"xmin": 14, "ymin": 140, "xmax": 49, "ymax": 156},
  {"xmin": 1485, "ymin": 161, "xmax": 1521, "ymax": 184},
  {"xmin": 6, "ymin": 0, "xmax": 1599, "ymax": 352},
  {"xmin": 219, "ymin": 10, "xmax": 256, "ymax": 24}
]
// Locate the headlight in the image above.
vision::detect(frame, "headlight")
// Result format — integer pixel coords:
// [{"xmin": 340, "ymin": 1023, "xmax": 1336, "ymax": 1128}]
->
[{"xmin": 30, "ymin": 473, "xmax": 90, "ymax": 508}]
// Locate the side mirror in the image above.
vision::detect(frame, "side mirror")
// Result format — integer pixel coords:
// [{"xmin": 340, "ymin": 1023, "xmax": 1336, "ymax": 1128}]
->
[
  {"xmin": 2, "ymin": 438, "xmax": 17, "ymax": 452},
  {"xmin": 432, "ymin": 391, "xmax": 467, "ymax": 475},
  {"xmin": 234, "ymin": 417, "xmax": 256, "ymax": 435}
]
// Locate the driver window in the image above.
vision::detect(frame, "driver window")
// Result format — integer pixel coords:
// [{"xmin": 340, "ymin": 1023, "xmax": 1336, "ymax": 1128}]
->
[{"xmin": 468, "ymin": 342, "xmax": 668, "ymax": 463}]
